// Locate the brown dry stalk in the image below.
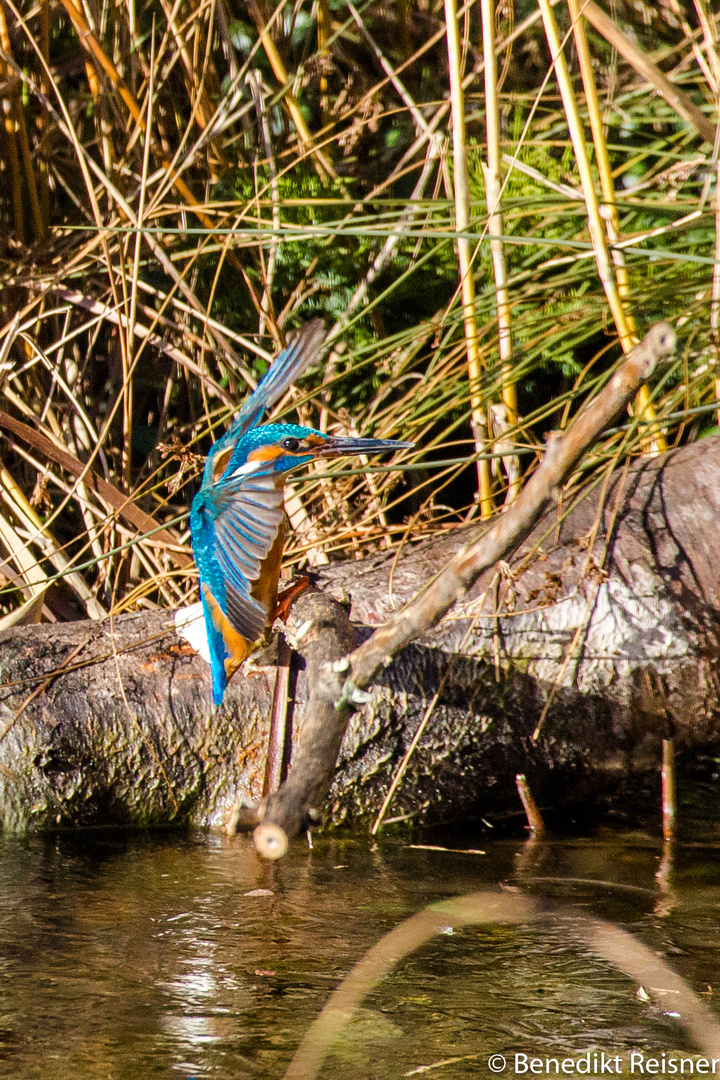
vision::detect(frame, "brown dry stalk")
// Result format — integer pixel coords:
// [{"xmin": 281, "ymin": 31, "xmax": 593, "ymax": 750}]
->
[
  {"xmin": 444, "ymin": 0, "xmax": 493, "ymax": 518},
  {"xmin": 540, "ymin": 0, "xmax": 666, "ymax": 453},
  {"xmin": 0, "ymin": 46, "xmax": 40, "ymax": 240},
  {"xmin": 481, "ymin": 0, "xmax": 519, "ymax": 500},
  {"xmin": 0, "ymin": 410, "xmax": 191, "ymax": 567},
  {"xmin": 246, "ymin": 0, "xmax": 336, "ymax": 181},
  {"xmin": 567, "ymin": 0, "xmax": 667, "ymax": 452},
  {"xmin": 538, "ymin": 0, "xmax": 630, "ymax": 350},
  {"xmin": 582, "ymin": 0, "xmax": 715, "ymax": 145},
  {"xmin": 0, "ymin": 7, "xmax": 24, "ymax": 243}
]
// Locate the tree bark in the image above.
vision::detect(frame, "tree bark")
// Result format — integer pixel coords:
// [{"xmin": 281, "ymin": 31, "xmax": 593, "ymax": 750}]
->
[{"xmin": 1, "ymin": 433, "xmax": 719, "ymax": 833}]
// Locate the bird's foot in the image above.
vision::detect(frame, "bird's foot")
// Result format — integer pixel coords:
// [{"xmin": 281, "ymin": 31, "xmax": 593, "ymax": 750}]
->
[{"xmin": 273, "ymin": 576, "xmax": 311, "ymax": 624}]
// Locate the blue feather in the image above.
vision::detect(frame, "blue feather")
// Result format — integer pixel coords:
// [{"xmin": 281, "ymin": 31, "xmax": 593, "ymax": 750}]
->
[{"xmin": 203, "ymin": 320, "xmax": 325, "ymax": 486}]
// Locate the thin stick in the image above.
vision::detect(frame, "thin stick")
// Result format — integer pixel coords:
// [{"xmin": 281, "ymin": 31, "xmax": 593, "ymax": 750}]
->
[
  {"xmin": 693, "ymin": 0, "xmax": 720, "ymax": 91},
  {"xmin": 263, "ymin": 634, "xmax": 292, "ymax": 797},
  {"xmin": 516, "ymin": 773, "xmax": 545, "ymax": 834},
  {"xmin": 662, "ymin": 738, "xmax": 676, "ymax": 842}
]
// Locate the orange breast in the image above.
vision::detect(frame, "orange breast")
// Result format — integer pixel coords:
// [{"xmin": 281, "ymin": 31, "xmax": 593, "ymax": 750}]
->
[{"xmin": 250, "ymin": 518, "xmax": 285, "ymax": 618}]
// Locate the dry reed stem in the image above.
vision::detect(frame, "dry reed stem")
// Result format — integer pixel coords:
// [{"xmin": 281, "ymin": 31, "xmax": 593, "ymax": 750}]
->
[
  {"xmin": 538, "ymin": 0, "xmax": 631, "ymax": 349},
  {"xmin": 0, "ymin": 505, "xmax": 48, "ymax": 627},
  {"xmin": 38, "ymin": 0, "xmax": 50, "ymax": 232},
  {"xmin": 246, "ymin": 0, "xmax": 336, "ymax": 181},
  {"xmin": 693, "ymin": 0, "xmax": 720, "ymax": 416},
  {"xmin": 316, "ymin": 0, "xmax": 331, "ymax": 119},
  {"xmin": 0, "ymin": 12, "xmax": 24, "ymax": 244},
  {"xmin": 568, "ymin": 0, "xmax": 634, "ymax": 323},
  {"xmin": 481, "ymin": 0, "xmax": 519, "ymax": 502},
  {"xmin": 444, "ymin": 0, "xmax": 493, "ymax": 518},
  {"xmin": 693, "ymin": 0, "xmax": 720, "ymax": 90},
  {"xmin": 567, "ymin": 0, "xmax": 666, "ymax": 453}
]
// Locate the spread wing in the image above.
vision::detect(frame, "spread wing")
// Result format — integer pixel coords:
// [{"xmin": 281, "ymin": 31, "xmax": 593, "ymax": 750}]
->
[
  {"xmin": 191, "ymin": 468, "xmax": 284, "ymax": 643},
  {"xmin": 212, "ymin": 319, "xmax": 326, "ymax": 464}
]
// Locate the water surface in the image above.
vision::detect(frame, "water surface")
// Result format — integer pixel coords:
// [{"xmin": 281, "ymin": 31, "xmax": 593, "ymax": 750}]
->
[{"xmin": 1, "ymin": 826, "xmax": 719, "ymax": 1079}]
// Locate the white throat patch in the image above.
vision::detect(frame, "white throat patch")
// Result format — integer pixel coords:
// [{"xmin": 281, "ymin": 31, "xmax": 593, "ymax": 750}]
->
[{"xmin": 227, "ymin": 458, "xmax": 265, "ymax": 481}]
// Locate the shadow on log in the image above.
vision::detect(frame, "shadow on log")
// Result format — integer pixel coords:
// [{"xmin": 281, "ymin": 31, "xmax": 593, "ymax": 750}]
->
[{"xmin": 318, "ymin": 432, "xmax": 720, "ymax": 828}]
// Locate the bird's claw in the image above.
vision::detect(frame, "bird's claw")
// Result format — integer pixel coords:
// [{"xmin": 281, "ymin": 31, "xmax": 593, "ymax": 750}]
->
[{"xmin": 272, "ymin": 576, "xmax": 312, "ymax": 624}]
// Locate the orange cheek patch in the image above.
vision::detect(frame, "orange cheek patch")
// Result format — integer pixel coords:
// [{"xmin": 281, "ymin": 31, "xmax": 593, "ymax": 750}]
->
[
  {"xmin": 248, "ymin": 445, "xmax": 283, "ymax": 464},
  {"xmin": 303, "ymin": 434, "xmax": 326, "ymax": 450}
]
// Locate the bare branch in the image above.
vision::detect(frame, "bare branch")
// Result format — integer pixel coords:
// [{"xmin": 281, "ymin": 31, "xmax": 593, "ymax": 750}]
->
[
  {"xmin": 345, "ymin": 322, "xmax": 676, "ymax": 695},
  {"xmin": 253, "ymin": 322, "xmax": 676, "ymax": 857},
  {"xmin": 253, "ymin": 588, "xmax": 355, "ymax": 859}
]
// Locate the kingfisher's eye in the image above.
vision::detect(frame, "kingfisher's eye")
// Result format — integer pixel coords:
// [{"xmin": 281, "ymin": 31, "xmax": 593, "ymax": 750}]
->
[{"xmin": 282, "ymin": 437, "xmax": 301, "ymax": 452}]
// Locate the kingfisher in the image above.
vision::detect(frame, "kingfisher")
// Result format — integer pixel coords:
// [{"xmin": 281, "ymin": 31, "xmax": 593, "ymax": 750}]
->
[{"xmin": 176, "ymin": 319, "xmax": 412, "ymax": 707}]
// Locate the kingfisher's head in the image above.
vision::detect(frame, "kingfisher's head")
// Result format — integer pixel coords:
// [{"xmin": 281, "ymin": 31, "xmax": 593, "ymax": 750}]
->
[{"xmin": 207, "ymin": 422, "xmax": 412, "ymax": 486}]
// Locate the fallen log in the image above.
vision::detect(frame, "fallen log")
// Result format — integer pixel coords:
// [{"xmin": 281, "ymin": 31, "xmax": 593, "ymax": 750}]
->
[
  {"xmin": 0, "ymin": 324, "xmax": 717, "ymax": 835},
  {"xmin": 0, "ymin": 431, "xmax": 718, "ymax": 833}
]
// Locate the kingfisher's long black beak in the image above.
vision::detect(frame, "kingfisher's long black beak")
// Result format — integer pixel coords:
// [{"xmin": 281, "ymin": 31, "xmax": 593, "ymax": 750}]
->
[{"xmin": 315, "ymin": 435, "xmax": 414, "ymax": 458}]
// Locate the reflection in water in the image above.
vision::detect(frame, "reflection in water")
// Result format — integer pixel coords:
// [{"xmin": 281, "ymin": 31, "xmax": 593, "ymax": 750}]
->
[{"xmin": 0, "ymin": 828, "xmax": 719, "ymax": 1078}]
